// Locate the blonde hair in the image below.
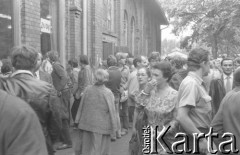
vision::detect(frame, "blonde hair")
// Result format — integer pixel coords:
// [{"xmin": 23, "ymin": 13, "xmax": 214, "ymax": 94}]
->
[{"xmin": 94, "ymin": 69, "xmax": 109, "ymax": 84}]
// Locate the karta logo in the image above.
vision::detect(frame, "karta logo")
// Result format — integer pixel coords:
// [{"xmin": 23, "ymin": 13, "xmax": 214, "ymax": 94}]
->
[{"xmin": 142, "ymin": 126, "xmax": 239, "ymax": 154}]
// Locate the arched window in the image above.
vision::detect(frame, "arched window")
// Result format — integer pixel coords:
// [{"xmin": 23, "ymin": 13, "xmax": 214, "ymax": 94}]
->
[
  {"xmin": 123, "ymin": 11, "xmax": 128, "ymax": 46},
  {"xmin": 131, "ymin": 17, "xmax": 135, "ymax": 55}
]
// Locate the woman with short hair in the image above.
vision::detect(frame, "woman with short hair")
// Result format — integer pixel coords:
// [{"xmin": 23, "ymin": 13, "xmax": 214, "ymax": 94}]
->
[
  {"xmin": 135, "ymin": 61, "xmax": 179, "ymax": 154},
  {"xmin": 75, "ymin": 68, "xmax": 117, "ymax": 155}
]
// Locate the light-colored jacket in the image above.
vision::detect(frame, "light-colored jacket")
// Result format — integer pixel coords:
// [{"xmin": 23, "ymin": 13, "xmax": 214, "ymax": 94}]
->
[{"xmin": 75, "ymin": 84, "xmax": 117, "ymax": 135}]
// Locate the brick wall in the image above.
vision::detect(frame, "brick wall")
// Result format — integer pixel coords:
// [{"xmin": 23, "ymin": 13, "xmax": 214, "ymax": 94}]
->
[
  {"xmin": 118, "ymin": 0, "xmax": 162, "ymax": 57},
  {"xmin": 65, "ymin": 0, "xmax": 70, "ymax": 62},
  {"xmin": 69, "ymin": 0, "xmax": 82, "ymax": 59},
  {"xmin": 21, "ymin": 0, "xmax": 40, "ymax": 50}
]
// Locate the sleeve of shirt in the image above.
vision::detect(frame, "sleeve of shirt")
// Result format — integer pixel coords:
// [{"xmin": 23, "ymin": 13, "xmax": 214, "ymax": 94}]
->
[
  {"xmin": 53, "ymin": 64, "xmax": 68, "ymax": 90},
  {"xmin": 178, "ymin": 81, "xmax": 198, "ymax": 108}
]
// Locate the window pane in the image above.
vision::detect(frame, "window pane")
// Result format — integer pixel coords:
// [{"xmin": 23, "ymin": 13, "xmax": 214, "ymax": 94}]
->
[{"xmin": 0, "ymin": 0, "xmax": 13, "ymax": 59}]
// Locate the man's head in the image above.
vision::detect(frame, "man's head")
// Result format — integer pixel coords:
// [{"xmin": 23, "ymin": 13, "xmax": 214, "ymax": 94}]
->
[
  {"xmin": 68, "ymin": 58, "xmax": 78, "ymax": 68},
  {"xmin": 187, "ymin": 48, "xmax": 210, "ymax": 77},
  {"xmin": 221, "ymin": 58, "xmax": 234, "ymax": 76},
  {"xmin": 170, "ymin": 56, "xmax": 184, "ymax": 71},
  {"xmin": 133, "ymin": 57, "xmax": 142, "ymax": 69},
  {"xmin": 11, "ymin": 45, "xmax": 39, "ymax": 72},
  {"xmin": 148, "ymin": 52, "xmax": 161, "ymax": 67},
  {"xmin": 141, "ymin": 56, "xmax": 149, "ymax": 67},
  {"xmin": 79, "ymin": 55, "xmax": 89, "ymax": 67},
  {"xmin": 117, "ymin": 54, "xmax": 127, "ymax": 66},
  {"xmin": 107, "ymin": 55, "xmax": 117, "ymax": 67},
  {"xmin": 1, "ymin": 59, "xmax": 13, "ymax": 74},
  {"xmin": 47, "ymin": 51, "xmax": 59, "ymax": 63}
]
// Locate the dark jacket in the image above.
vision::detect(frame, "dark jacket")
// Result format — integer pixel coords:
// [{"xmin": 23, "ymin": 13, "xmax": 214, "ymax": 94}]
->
[
  {"xmin": 51, "ymin": 61, "xmax": 69, "ymax": 91},
  {"xmin": 209, "ymin": 74, "xmax": 235, "ymax": 117},
  {"xmin": 0, "ymin": 71, "xmax": 61, "ymax": 155},
  {"xmin": 76, "ymin": 65, "xmax": 93, "ymax": 97},
  {"xmin": 0, "ymin": 89, "xmax": 48, "ymax": 155},
  {"xmin": 105, "ymin": 66, "xmax": 122, "ymax": 97}
]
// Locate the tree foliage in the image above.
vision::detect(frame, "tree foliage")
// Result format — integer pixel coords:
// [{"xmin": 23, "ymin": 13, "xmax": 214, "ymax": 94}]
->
[
  {"xmin": 160, "ymin": 0, "xmax": 240, "ymax": 58},
  {"xmin": 161, "ymin": 39, "xmax": 180, "ymax": 55}
]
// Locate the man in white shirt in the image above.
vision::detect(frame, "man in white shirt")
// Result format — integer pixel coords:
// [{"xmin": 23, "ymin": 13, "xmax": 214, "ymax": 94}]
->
[{"xmin": 221, "ymin": 58, "xmax": 234, "ymax": 93}]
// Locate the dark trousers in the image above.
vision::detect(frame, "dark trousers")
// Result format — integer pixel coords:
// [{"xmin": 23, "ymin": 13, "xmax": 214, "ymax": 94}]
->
[
  {"xmin": 120, "ymin": 100, "xmax": 129, "ymax": 130},
  {"xmin": 60, "ymin": 119, "xmax": 72, "ymax": 145},
  {"xmin": 46, "ymin": 135, "xmax": 55, "ymax": 155},
  {"xmin": 128, "ymin": 106, "xmax": 135, "ymax": 123},
  {"xmin": 71, "ymin": 97, "xmax": 81, "ymax": 121}
]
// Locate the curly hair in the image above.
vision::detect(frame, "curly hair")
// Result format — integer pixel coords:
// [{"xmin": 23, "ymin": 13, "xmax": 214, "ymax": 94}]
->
[{"xmin": 11, "ymin": 45, "xmax": 39, "ymax": 71}]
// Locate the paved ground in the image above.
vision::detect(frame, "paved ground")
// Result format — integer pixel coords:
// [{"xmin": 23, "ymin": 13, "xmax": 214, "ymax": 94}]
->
[{"xmin": 56, "ymin": 129, "xmax": 132, "ymax": 155}]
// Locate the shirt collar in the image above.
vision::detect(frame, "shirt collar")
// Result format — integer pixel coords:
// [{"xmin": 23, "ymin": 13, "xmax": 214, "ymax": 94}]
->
[
  {"xmin": 11, "ymin": 70, "xmax": 34, "ymax": 77},
  {"xmin": 223, "ymin": 73, "xmax": 233, "ymax": 79},
  {"xmin": 188, "ymin": 71, "xmax": 203, "ymax": 85}
]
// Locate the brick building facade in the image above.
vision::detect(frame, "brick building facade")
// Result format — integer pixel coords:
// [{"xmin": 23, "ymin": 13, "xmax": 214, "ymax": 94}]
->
[{"xmin": 0, "ymin": 0, "xmax": 168, "ymax": 67}]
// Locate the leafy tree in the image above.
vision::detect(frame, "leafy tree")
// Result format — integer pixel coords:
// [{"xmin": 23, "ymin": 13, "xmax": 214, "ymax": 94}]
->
[{"xmin": 160, "ymin": 0, "xmax": 240, "ymax": 58}]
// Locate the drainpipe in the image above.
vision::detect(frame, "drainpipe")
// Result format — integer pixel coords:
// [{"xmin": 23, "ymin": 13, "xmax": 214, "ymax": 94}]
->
[
  {"xmin": 13, "ymin": 0, "xmax": 21, "ymax": 46},
  {"xmin": 59, "ymin": 0, "xmax": 66, "ymax": 66},
  {"xmin": 83, "ymin": 0, "xmax": 88, "ymax": 55}
]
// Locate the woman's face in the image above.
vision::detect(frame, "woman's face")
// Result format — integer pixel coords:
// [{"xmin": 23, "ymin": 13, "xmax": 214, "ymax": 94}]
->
[
  {"xmin": 137, "ymin": 68, "xmax": 149, "ymax": 85},
  {"xmin": 151, "ymin": 68, "xmax": 167, "ymax": 86}
]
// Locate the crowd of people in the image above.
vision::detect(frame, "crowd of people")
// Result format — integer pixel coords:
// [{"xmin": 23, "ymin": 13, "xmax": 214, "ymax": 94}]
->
[{"xmin": 0, "ymin": 45, "xmax": 240, "ymax": 155}]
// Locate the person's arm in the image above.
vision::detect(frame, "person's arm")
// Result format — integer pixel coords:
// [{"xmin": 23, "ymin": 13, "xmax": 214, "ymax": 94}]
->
[
  {"xmin": 177, "ymin": 106, "xmax": 203, "ymax": 134},
  {"xmin": 53, "ymin": 63, "xmax": 68, "ymax": 90}
]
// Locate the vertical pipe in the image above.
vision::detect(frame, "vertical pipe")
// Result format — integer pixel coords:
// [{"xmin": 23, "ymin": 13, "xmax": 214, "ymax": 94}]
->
[
  {"xmin": 12, "ymin": 0, "xmax": 21, "ymax": 46},
  {"xmin": 59, "ymin": 0, "xmax": 66, "ymax": 66},
  {"xmin": 83, "ymin": 0, "xmax": 88, "ymax": 55}
]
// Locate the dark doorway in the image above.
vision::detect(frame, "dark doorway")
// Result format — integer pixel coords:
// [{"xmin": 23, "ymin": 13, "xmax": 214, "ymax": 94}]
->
[{"xmin": 103, "ymin": 42, "xmax": 114, "ymax": 60}]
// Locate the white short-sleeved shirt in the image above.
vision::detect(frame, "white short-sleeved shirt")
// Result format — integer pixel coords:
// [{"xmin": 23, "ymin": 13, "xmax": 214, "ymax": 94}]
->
[{"xmin": 178, "ymin": 72, "xmax": 212, "ymax": 129}]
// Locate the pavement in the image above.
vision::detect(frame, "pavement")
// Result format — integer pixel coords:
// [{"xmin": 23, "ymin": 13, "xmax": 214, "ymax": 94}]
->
[{"xmin": 56, "ymin": 128, "xmax": 132, "ymax": 155}]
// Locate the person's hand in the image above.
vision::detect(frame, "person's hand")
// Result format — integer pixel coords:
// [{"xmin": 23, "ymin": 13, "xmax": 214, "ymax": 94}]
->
[
  {"xmin": 199, "ymin": 138, "xmax": 208, "ymax": 154},
  {"xmin": 143, "ymin": 79, "xmax": 157, "ymax": 94}
]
